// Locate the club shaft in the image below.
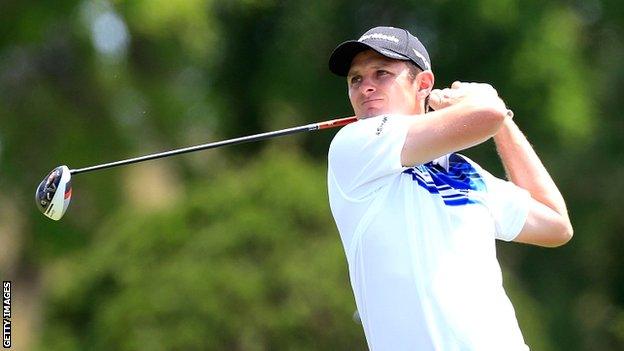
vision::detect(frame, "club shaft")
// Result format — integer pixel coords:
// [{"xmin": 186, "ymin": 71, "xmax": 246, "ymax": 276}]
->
[{"xmin": 70, "ymin": 116, "xmax": 357, "ymax": 175}]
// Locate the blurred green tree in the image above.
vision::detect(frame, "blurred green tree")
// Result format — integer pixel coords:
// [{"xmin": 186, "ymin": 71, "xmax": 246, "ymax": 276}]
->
[
  {"xmin": 38, "ymin": 149, "xmax": 366, "ymax": 350},
  {"xmin": 0, "ymin": 0, "xmax": 622, "ymax": 349}
]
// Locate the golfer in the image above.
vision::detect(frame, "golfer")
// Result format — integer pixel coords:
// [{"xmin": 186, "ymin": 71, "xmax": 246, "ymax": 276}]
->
[{"xmin": 327, "ymin": 26, "xmax": 573, "ymax": 350}]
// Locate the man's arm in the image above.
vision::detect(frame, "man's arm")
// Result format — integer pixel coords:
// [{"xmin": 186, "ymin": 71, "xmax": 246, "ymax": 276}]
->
[
  {"xmin": 401, "ymin": 82, "xmax": 510, "ymax": 166},
  {"xmin": 493, "ymin": 118, "xmax": 573, "ymax": 247}
]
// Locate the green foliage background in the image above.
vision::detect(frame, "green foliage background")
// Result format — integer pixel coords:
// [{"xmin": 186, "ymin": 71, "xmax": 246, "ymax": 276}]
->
[{"xmin": 0, "ymin": 0, "xmax": 622, "ymax": 349}]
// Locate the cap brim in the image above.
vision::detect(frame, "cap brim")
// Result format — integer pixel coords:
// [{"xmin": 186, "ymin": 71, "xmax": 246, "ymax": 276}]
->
[{"xmin": 329, "ymin": 40, "xmax": 410, "ymax": 76}]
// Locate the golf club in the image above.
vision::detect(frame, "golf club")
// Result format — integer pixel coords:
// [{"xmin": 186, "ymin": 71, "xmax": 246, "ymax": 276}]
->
[{"xmin": 35, "ymin": 116, "xmax": 357, "ymax": 221}]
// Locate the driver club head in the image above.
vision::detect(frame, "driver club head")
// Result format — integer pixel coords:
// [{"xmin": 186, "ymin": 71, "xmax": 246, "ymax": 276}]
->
[{"xmin": 36, "ymin": 165, "xmax": 72, "ymax": 221}]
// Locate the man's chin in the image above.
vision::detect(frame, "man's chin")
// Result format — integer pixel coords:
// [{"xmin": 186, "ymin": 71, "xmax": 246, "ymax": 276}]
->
[{"xmin": 358, "ymin": 109, "xmax": 387, "ymax": 119}]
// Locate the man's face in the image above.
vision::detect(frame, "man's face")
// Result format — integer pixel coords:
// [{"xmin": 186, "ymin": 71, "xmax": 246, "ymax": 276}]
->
[{"xmin": 347, "ymin": 50, "xmax": 420, "ymax": 119}]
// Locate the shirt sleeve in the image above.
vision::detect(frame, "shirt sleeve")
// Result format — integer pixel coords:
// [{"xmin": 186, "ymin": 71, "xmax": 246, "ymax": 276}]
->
[
  {"xmin": 328, "ymin": 115, "xmax": 412, "ymax": 200},
  {"xmin": 478, "ymin": 166, "xmax": 531, "ymax": 241}
]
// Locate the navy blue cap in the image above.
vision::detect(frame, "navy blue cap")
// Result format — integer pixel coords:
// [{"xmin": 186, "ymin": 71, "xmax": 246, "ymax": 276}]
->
[{"xmin": 329, "ymin": 26, "xmax": 431, "ymax": 76}]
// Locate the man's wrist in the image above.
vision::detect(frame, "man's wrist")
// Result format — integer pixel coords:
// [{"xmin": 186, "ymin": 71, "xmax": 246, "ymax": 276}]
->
[{"xmin": 494, "ymin": 115, "xmax": 514, "ymax": 138}]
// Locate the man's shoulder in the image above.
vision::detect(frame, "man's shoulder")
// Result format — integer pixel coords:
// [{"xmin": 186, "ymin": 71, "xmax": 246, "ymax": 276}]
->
[{"xmin": 330, "ymin": 114, "xmax": 412, "ymax": 145}]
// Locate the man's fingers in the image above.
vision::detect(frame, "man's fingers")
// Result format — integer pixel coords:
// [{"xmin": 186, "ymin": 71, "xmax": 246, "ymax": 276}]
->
[
  {"xmin": 428, "ymin": 89, "xmax": 458, "ymax": 110},
  {"xmin": 441, "ymin": 88, "xmax": 452, "ymax": 98},
  {"xmin": 428, "ymin": 81, "xmax": 507, "ymax": 114},
  {"xmin": 428, "ymin": 89, "xmax": 443, "ymax": 107}
]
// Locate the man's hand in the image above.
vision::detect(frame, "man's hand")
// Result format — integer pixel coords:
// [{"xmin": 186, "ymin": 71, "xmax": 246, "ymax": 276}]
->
[
  {"xmin": 400, "ymin": 81, "xmax": 511, "ymax": 166},
  {"xmin": 428, "ymin": 81, "xmax": 510, "ymax": 118}
]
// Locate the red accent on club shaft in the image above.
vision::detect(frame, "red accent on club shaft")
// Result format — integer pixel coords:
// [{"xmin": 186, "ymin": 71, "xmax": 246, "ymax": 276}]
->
[{"xmin": 317, "ymin": 116, "xmax": 357, "ymax": 129}]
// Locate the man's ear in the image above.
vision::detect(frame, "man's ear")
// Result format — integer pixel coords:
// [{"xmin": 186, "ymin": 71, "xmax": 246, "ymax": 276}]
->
[{"xmin": 415, "ymin": 71, "xmax": 434, "ymax": 100}]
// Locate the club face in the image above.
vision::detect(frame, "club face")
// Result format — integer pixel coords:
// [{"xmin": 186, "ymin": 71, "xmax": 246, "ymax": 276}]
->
[{"xmin": 36, "ymin": 165, "xmax": 72, "ymax": 221}]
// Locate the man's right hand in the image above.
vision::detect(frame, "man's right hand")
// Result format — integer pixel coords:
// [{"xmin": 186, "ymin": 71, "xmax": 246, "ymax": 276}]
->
[
  {"xmin": 428, "ymin": 81, "xmax": 508, "ymax": 116},
  {"xmin": 401, "ymin": 81, "xmax": 511, "ymax": 166}
]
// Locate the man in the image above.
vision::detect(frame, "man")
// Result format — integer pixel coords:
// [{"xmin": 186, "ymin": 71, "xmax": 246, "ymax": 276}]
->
[{"xmin": 326, "ymin": 26, "xmax": 573, "ymax": 350}]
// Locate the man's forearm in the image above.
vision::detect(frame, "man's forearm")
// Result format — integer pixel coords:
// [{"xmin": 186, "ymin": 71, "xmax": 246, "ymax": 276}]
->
[{"xmin": 493, "ymin": 118, "xmax": 570, "ymax": 219}]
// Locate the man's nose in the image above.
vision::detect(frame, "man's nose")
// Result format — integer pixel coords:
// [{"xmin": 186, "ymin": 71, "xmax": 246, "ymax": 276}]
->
[{"xmin": 359, "ymin": 77, "xmax": 376, "ymax": 95}]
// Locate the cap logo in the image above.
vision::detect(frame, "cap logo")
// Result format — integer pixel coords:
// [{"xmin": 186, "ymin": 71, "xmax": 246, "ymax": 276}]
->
[
  {"xmin": 359, "ymin": 33, "xmax": 400, "ymax": 43},
  {"xmin": 413, "ymin": 48, "xmax": 431, "ymax": 70}
]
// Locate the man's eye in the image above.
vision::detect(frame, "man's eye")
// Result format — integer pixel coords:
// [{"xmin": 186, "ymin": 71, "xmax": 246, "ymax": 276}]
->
[
  {"xmin": 350, "ymin": 76, "xmax": 362, "ymax": 85},
  {"xmin": 377, "ymin": 70, "xmax": 390, "ymax": 76}
]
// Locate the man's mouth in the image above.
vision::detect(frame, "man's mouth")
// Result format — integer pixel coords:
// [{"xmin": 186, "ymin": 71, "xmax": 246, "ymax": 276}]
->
[{"xmin": 362, "ymin": 98, "xmax": 383, "ymax": 106}]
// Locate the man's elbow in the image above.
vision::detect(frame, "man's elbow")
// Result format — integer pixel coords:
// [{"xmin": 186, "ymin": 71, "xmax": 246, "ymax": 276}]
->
[
  {"xmin": 560, "ymin": 221, "xmax": 574, "ymax": 245},
  {"xmin": 546, "ymin": 220, "xmax": 574, "ymax": 248}
]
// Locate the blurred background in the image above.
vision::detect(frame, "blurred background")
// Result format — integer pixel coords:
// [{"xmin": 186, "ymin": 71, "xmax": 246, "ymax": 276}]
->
[{"xmin": 0, "ymin": 0, "xmax": 623, "ymax": 350}]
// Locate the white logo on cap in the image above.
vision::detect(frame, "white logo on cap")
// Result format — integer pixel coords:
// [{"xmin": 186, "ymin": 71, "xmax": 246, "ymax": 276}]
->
[
  {"xmin": 379, "ymin": 48, "xmax": 405, "ymax": 59},
  {"xmin": 359, "ymin": 33, "xmax": 400, "ymax": 43},
  {"xmin": 413, "ymin": 48, "xmax": 431, "ymax": 70}
]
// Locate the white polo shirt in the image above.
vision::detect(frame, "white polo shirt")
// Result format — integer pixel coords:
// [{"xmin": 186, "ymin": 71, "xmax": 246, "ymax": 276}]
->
[{"xmin": 327, "ymin": 114, "xmax": 531, "ymax": 350}]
